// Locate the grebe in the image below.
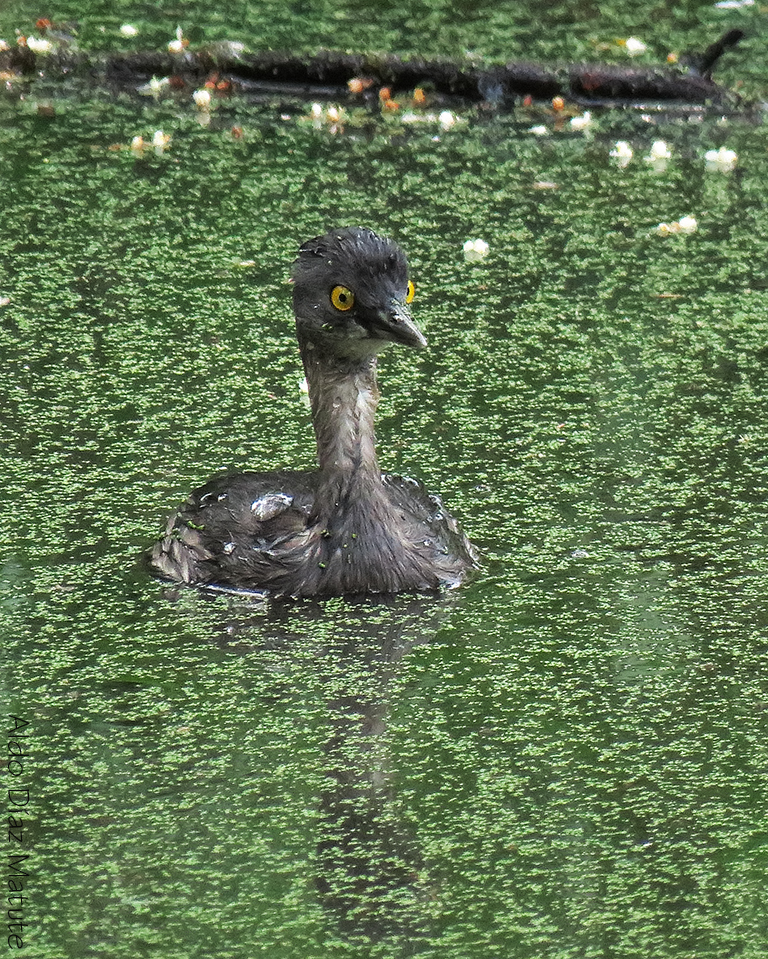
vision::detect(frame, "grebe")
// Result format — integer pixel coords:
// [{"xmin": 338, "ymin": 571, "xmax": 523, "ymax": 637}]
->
[{"xmin": 150, "ymin": 227, "xmax": 476, "ymax": 597}]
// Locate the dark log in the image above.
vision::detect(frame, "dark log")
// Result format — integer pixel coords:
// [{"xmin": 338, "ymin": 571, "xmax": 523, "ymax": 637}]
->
[
  {"xmin": 568, "ymin": 65, "xmax": 720, "ymax": 103},
  {"xmin": 0, "ymin": 30, "xmax": 745, "ymax": 108}
]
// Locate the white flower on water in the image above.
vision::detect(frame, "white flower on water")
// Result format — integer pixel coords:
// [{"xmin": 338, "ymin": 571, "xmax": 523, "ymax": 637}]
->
[
  {"xmin": 645, "ymin": 140, "xmax": 672, "ymax": 162},
  {"xmin": 130, "ymin": 135, "xmax": 144, "ymax": 153},
  {"xmin": 26, "ymin": 36, "xmax": 53, "ymax": 54},
  {"xmin": 120, "ymin": 24, "xmax": 139, "ymax": 38},
  {"xmin": 307, "ymin": 103, "xmax": 346, "ymax": 132},
  {"xmin": 529, "ymin": 125, "xmax": 548, "ymax": 136},
  {"xmin": 168, "ymin": 26, "xmax": 186, "ymax": 54},
  {"xmin": 438, "ymin": 110, "xmax": 457, "ymax": 130},
  {"xmin": 656, "ymin": 215, "xmax": 697, "ymax": 236},
  {"xmin": 676, "ymin": 215, "xmax": 698, "ymax": 234},
  {"xmin": 704, "ymin": 146, "xmax": 737, "ymax": 171},
  {"xmin": 152, "ymin": 130, "xmax": 171, "ymax": 153},
  {"xmin": 193, "ymin": 89, "xmax": 213, "ymax": 127},
  {"xmin": 139, "ymin": 76, "xmax": 170, "ymax": 98},
  {"xmin": 624, "ymin": 37, "xmax": 647, "ymax": 56},
  {"xmin": 570, "ymin": 111, "xmax": 592, "ymax": 131},
  {"xmin": 193, "ymin": 88, "xmax": 211, "ymax": 110},
  {"xmin": 645, "ymin": 140, "xmax": 672, "ymax": 171},
  {"xmin": 463, "ymin": 239, "xmax": 489, "ymax": 262},
  {"xmin": 610, "ymin": 140, "xmax": 633, "ymax": 166}
]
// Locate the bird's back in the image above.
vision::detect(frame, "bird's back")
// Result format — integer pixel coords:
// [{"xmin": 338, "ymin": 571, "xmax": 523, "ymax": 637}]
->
[
  {"xmin": 149, "ymin": 469, "xmax": 317, "ymax": 590},
  {"xmin": 149, "ymin": 469, "xmax": 476, "ymax": 597}
]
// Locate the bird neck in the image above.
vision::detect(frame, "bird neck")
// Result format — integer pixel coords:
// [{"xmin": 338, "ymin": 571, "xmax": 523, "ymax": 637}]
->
[{"xmin": 301, "ymin": 339, "xmax": 384, "ymax": 514}]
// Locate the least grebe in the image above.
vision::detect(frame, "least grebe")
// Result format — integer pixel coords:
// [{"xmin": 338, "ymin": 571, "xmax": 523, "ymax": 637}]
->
[{"xmin": 150, "ymin": 227, "xmax": 476, "ymax": 597}]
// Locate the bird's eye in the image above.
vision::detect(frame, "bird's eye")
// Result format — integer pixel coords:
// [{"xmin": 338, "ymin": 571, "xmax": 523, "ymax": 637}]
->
[
  {"xmin": 330, "ymin": 285, "xmax": 355, "ymax": 311},
  {"xmin": 406, "ymin": 280, "xmax": 415, "ymax": 303}
]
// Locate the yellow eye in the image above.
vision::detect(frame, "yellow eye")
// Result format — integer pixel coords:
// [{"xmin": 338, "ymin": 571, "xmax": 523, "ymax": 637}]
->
[
  {"xmin": 406, "ymin": 280, "xmax": 415, "ymax": 303},
  {"xmin": 330, "ymin": 285, "xmax": 355, "ymax": 311}
]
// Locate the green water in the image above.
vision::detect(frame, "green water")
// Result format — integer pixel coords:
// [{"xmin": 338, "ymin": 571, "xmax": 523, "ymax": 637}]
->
[{"xmin": 2, "ymin": 2, "xmax": 768, "ymax": 957}]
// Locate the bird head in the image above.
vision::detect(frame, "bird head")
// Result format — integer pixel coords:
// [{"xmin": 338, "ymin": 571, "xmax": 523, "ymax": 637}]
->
[{"xmin": 291, "ymin": 227, "xmax": 426, "ymax": 359}]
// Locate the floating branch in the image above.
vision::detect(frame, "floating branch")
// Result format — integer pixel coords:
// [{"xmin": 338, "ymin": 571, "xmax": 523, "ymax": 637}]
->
[{"xmin": 1, "ymin": 29, "xmax": 745, "ymax": 108}]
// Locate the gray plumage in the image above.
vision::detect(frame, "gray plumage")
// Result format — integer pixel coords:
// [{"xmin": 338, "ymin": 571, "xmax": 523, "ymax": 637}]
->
[{"xmin": 149, "ymin": 227, "xmax": 476, "ymax": 597}]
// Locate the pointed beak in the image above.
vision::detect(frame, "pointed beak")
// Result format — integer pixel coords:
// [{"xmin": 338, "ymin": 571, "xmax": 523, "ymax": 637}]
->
[{"xmin": 372, "ymin": 301, "xmax": 427, "ymax": 349}]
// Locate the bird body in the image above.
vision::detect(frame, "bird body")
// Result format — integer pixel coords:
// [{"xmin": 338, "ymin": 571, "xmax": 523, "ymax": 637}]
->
[{"xmin": 150, "ymin": 227, "xmax": 476, "ymax": 597}]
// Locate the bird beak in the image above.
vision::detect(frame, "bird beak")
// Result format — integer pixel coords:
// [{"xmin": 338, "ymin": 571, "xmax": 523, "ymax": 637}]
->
[{"xmin": 373, "ymin": 302, "xmax": 427, "ymax": 349}]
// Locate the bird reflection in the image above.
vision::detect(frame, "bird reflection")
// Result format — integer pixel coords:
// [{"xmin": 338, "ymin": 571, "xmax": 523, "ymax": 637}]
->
[{"xmin": 178, "ymin": 588, "xmax": 457, "ymax": 944}]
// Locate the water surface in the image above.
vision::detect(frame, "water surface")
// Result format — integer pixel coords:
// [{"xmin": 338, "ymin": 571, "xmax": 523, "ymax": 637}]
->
[{"xmin": 2, "ymin": 7, "xmax": 768, "ymax": 957}]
